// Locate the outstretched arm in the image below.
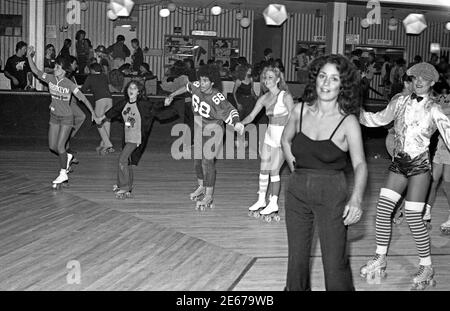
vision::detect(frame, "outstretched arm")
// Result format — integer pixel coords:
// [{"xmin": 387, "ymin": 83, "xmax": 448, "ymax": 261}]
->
[
  {"xmin": 241, "ymin": 95, "xmax": 265, "ymax": 125},
  {"xmin": 164, "ymin": 85, "xmax": 188, "ymax": 106},
  {"xmin": 359, "ymin": 94, "xmax": 400, "ymax": 127},
  {"xmin": 73, "ymin": 89, "xmax": 96, "ymax": 120},
  {"xmin": 26, "ymin": 46, "xmax": 44, "ymax": 78},
  {"xmin": 433, "ymin": 105, "xmax": 450, "ymax": 150}
]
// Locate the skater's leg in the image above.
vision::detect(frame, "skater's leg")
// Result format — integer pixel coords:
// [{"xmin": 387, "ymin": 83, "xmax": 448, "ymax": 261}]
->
[
  {"xmin": 285, "ymin": 172, "xmax": 314, "ymax": 291},
  {"xmin": 315, "ymin": 172, "xmax": 354, "ymax": 291},
  {"xmin": 405, "ymin": 172, "xmax": 432, "ymax": 266},
  {"xmin": 70, "ymin": 102, "xmax": 86, "ymax": 139},
  {"xmin": 202, "ymin": 158, "xmax": 216, "ymax": 188},
  {"xmin": 117, "ymin": 143, "xmax": 137, "ymax": 190},
  {"xmin": 426, "ymin": 163, "xmax": 443, "ymax": 208},
  {"xmin": 375, "ymin": 172, "xmax": 407, "ymax": 255},
  {"xmin": 194, "ymin": 159, "xmax": 204, "ymax": 181},
  {"xmin": 95, "ymin": 98, "xmax": 113, "ymax": 148},
  {"xmin": 441, "ymin": 165, "xmax": 450, "ymax": 206},
  {"xmin": 56, "ymin": 125, "xmax": 73, "ymax": 170},
  {"xmin": 48, "ymin": 122, "xmax": 60, "ymax": 155}
]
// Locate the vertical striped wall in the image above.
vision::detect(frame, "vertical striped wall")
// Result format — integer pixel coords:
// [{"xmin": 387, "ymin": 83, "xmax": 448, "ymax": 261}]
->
[
  {"xmin": 281, "ymin": 13, "xmax": 327, "ymax": 82},
  {"xmin": 138, "ymin": 5, "xmax": 254, "ymax": 80},
  {"xmin": 45, "ymin": 0, "xmax": 114, "ymax": 57},
  {"xmin": 0, "ymin": 0, "xmax": 29, "ymax": 69},
  {"xmin": 1, "ymin": 1, "xmax": 448, "ymax": 85}
]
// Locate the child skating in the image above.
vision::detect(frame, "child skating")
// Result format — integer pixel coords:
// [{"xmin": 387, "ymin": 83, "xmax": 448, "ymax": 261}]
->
[{"xmin": 97, "ymin": 80, "xmax": 155, "ymax": 199}]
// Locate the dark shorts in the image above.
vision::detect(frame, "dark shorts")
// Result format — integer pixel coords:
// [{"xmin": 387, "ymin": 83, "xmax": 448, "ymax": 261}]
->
[
  {"xmin": 49, "ymin": 112, "xmax": 73, "ymax": 126},
  {"xmin": 388, "ymin": 151, "xmax": 431, "ymax": 177}
]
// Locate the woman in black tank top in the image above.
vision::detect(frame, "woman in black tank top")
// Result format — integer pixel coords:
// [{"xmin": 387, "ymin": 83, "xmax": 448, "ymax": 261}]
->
[{"xmin": 281, "ymin": 54, "xmax": 367, "ymax": 291}]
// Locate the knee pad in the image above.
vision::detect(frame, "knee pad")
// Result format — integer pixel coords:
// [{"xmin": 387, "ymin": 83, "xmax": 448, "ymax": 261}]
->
[
  {"xmin": 380, "ymin": 188, "xmax": 402, "ymax": 203},
  {"xmin": 270, "ymin": 175, "xmax": 280, "ymax": 182},
  {"xmin": 404, "ymin": 201, "xmax": 425, "ymax": 212}
]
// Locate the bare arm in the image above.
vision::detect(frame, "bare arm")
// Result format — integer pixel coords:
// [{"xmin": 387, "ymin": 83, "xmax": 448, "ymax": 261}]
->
[
  {"xmin": 233, "ymin": 79, "xmax": 241, "ymax": 108},
  {"xmin": 26, "ymin": 46, "xmax": 42, "ymax": 77},
  {"xmin": 343, "ymin": 115, "xmax": 368, "ymax": 226},
  {"xmin": 281, "ymin": 104, "xmax": 302, "ymax": 172},
  {"xmin": 241, "ymin": 95, "xmax": 266, "ymax": 125},
  {"xmin": 283, "ymin": 92, "xmax": 295, "ymax": 117},
  {"xmin": 73, "ymin": 89, "xmax": 96, "ymax": 118},
  {"xmin": 164, "ymin": 85, "xmax": 189, "ymax": 106}
]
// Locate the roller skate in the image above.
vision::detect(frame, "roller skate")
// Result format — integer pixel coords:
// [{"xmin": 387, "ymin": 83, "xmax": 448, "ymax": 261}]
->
[
  {"xmin": 112, "ymin": 184, "xmax": 120, "ymax": 193},
  {"xmin": 423, "ymin": 204, "xmax": 432, "ymax": 231},
  {"xmin": 259, "ymin": 195, "xmax": 281, "ymax": 223},
  {"xmin": 115, "ymin": 189, "xmax": 132, "ymax": 199},
  {"xmin": 190, "ymin": 184, "xmax": 205, "ymax": 201},
  {"xmin": 52, "ymin": 169, "xmax": 69, "ymax": 190},
  {"xmin": 392, "ymin": 202, "xmax": 405, "ymax": 225},
  {"xmin": 411, "ymin": 265, "xmax": 436, "ymax": 290},
  {"xmin": 195, "ymin": 187, "xmax": 214, "ymax": 211},
  {"xmin": 360, "ymin": 254, "xmax": 387, "ymax": 284},
  {"xmin": 248, "ymin": 192, "xmax": 267, "ymax": 218},
  {"xmin": 440, "ymin": 218, "xmax": 450, "ymax": 235}
]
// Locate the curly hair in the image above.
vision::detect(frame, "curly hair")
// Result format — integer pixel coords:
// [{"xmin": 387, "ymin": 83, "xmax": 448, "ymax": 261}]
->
[
  {"xmin": 197, "ymin": 64, "xmax": 222, "ymax": 92},
  {"xmin": 304, "ymin": 54, "xmax": 361, "ymax": 115},
  {"xmin": 123, "ymin": 80, "xmax": 146, "ymax": 101},
  {"xmin": 233, "ymin": 63, "xmax": 252, "ymax": 81},
  {"xmin": 260, "ymin": 66, "xmax": 289, "ymax": 93}
]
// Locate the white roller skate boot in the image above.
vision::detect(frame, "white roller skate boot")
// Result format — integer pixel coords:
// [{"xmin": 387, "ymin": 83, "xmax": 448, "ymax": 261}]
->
[
  {"xmin": 52, "ymin": 169, "xmax": 69, "ymax": 189},
  {"xmin": 440, "ymin": 217, "xmax": 450, "ymax": 235},
  {"xmin": 248, "ymin": 192, "xmax": 267, "ymax": 218},
  {"xmin": 66, "ymin": 153, "xmax": 74, "ymax": 173},
  {"xmin": 196, "ymin": 187, "xmax": 214, "ymax": 211},
  {"xmin": 411, "ymin": 265, "xmax": 436, "ymax": 290},
  {"xmin": 115, "ymin": 189, "xmax": 132, "ymax": 199},
  {"xmin": 360, "ymin": 254, "xmax": 387, "ymax": 284},
  {"xmin": 423, "ymin": 204, "xmax": 432, "ymax": 231},
  {"xmin": 259, "ymin": 195, "xmax": 281, "ymax": 222},
  {"xmin": 190, "ymin": 181, "xmax": 205, "ymax": 202}
]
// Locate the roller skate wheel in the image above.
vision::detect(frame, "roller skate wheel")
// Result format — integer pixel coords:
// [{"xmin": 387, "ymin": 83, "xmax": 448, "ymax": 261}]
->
[
  {"xmin": 274, "ymin": 215, "xmax": 281, "ymax": 222},
  {"xmin": 254, "ymin": 212, "xmax": 261, "ymax": 219},
  {"xmin": 265, "ymin": 216, "xmax": 272, "ymax": 223},
  {"xmin": 209, "ymin": 203, "xmax": 215, "ymax": 209}
]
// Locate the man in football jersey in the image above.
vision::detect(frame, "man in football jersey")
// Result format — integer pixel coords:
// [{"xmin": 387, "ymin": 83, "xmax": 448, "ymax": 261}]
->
[{"xmin": 165, "ymin": 64, "xmax": 244, "ymax": 210}]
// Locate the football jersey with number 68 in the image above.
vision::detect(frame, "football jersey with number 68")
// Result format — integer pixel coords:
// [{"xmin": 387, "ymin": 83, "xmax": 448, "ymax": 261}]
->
[{"xmin": 187, "ymin": 81, "xmax": 240, "ymax": 128}]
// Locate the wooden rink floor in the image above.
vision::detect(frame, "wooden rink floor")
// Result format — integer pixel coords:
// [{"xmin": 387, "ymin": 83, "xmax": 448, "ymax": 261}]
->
[{"xmin": 0, "ymin": 122, "xmax": 450, "ymax": 291}]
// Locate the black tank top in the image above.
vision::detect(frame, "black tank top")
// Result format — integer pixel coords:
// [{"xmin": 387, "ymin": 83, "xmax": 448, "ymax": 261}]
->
[
  {"xmin": 292, "ymin": 103, "xmax": 348, "ymax": 170},
  {"xmin": 236, "ymin": 81, "xmax": 252, "ymax": 97}
]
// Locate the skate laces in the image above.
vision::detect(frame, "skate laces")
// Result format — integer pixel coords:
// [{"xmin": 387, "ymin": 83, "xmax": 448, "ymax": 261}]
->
[
  {"xmin": 415, "ymin": 265, "xmax": 432, "ymax": 279},
  {"xmin": 368, "ymin": 254, "xmax": 385, "ymax": 267}
]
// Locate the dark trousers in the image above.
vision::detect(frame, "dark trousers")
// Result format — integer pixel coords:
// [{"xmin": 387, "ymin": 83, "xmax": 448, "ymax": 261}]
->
[
  {"xmin": 117, "ymin": 142, "xmax": 138, "ymax": 191},
  {"xmin": 285, "ymin": 169, "xmax": 354, "ymax": 291}
]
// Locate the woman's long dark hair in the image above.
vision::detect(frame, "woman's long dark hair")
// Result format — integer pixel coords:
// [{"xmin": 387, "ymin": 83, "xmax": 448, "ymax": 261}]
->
[
  {"xmin": 123, "ymin": 80, "xmax": 146, "ymax": 102},
  {"xmin": 304, "ymin": 54, "xmax": 361, "ymax": 115}
]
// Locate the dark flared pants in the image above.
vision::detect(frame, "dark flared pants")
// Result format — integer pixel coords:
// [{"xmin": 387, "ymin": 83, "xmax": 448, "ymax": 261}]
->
[{"xmin": 285, "ymin": 168, "xmax": 354, "ymax": 291}]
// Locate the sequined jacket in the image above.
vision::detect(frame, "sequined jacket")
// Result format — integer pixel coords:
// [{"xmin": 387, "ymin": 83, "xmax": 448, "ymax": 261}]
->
[{"xmin": 360, "ymin": 94, "xmax": 450, "ymax": 158}]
